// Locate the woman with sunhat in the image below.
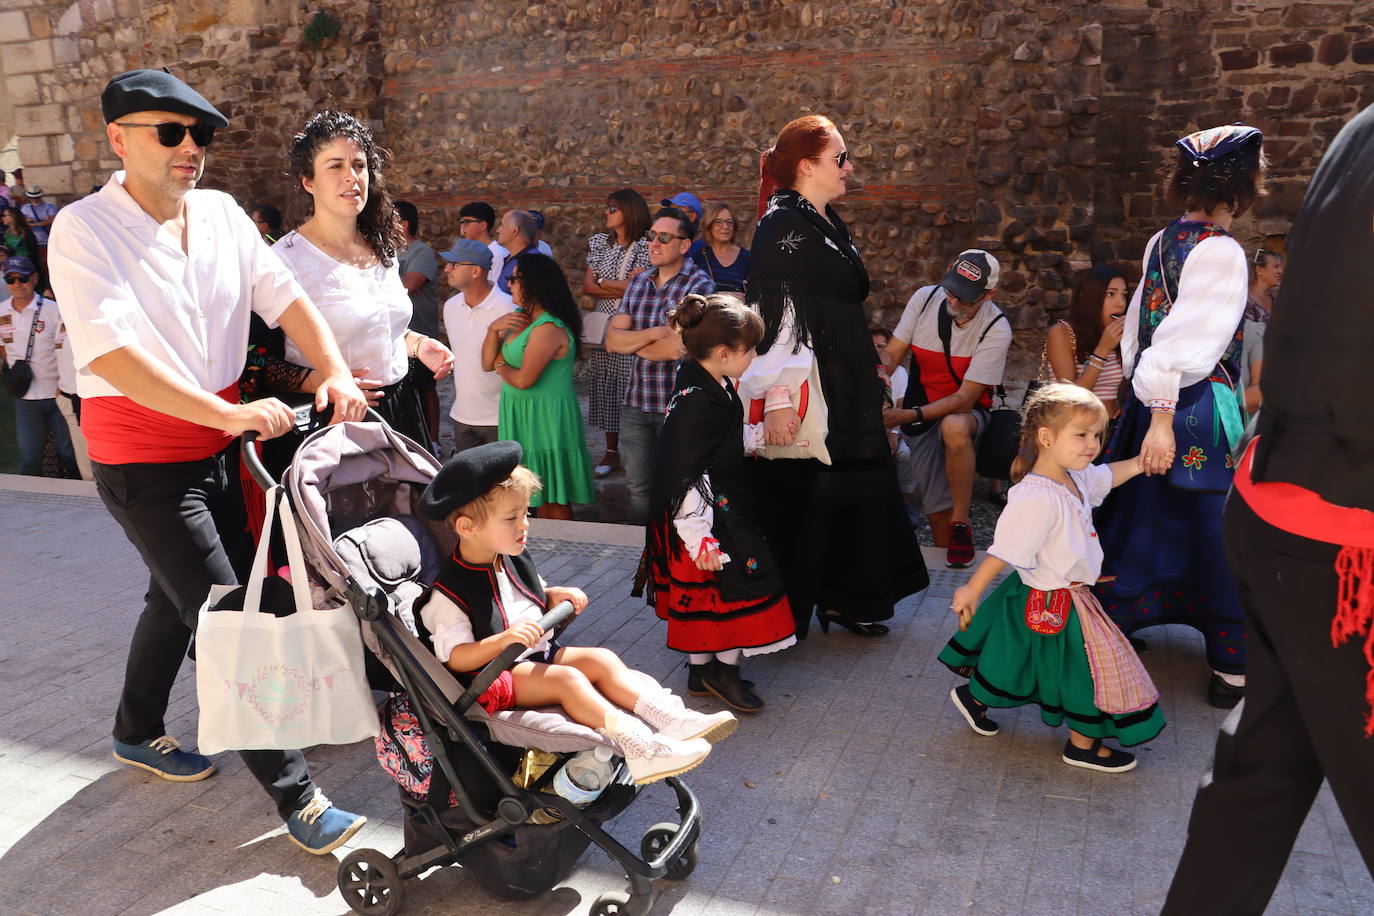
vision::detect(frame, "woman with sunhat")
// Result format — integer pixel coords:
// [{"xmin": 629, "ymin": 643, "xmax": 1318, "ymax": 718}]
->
[{"xmin": 1094, "ymin": 124, "xmax": 1264, "ymax": 707}]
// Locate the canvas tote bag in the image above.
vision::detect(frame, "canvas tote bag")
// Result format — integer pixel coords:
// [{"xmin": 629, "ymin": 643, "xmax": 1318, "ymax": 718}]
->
[{"xmin": 196, "ymin": 485, "xmax": 378, "ymax": 754}]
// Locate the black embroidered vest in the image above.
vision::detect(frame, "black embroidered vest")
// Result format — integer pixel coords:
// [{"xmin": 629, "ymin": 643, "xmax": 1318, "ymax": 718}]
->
[{"xmin": 425, "ymin": 550, "xmax": 547, "ymax": 651}]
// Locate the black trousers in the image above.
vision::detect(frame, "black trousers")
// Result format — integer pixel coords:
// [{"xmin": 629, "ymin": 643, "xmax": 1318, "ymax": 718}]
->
[
  {"xmin": 1162, "ymin": 493, "xmax": 1374, "ymax": 914},
  {"xmin": 93, "ymin": 446, "xmax": 315, "ymax": 820}
]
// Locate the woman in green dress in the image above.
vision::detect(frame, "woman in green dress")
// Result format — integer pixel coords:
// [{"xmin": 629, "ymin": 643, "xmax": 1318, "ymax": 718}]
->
[{"xmin": 482, "ymin": 251, "xmax": 595, "ymax": 519}]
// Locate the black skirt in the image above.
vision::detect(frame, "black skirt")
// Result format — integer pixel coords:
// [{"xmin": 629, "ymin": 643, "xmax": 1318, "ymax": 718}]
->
[{"xmin": 748, "ymin": 455, "xmax": 929, "ymax": 633}]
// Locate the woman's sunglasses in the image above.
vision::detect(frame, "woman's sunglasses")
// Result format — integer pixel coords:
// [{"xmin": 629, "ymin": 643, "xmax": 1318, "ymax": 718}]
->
[{"xmin": 117, "ymin": 122, "xmax": 216, "ymax": 148}]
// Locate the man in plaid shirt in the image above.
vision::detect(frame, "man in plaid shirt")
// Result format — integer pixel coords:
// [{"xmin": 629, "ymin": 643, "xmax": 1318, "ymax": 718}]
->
[{"xmin": 606, "ymin": 207, "xmax": 715, "ymax": 524}]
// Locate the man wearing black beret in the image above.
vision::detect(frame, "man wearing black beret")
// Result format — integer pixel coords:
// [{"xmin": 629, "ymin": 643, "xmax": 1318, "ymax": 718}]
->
[{"xmin": 47, "ymin": 68, "xmax": 369, "ymax": 854}]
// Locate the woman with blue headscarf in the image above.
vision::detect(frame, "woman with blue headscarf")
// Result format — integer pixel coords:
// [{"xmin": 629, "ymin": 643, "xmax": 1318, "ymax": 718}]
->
[{"xmin": 1094, "ymin": 125, "xmax": 1264, "ymax": 708}]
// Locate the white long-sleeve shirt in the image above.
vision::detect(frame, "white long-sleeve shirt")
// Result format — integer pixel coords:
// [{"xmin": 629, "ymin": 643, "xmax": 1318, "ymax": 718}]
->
[{"xmin": 1122, "ymin": 230, "xmax": 1249, "ymax": 408}]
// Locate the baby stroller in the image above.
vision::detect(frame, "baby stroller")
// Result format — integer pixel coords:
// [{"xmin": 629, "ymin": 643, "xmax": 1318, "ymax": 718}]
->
[{"xmin": 241, "ymin": 412, "xmax": 702, "ymax": 916}]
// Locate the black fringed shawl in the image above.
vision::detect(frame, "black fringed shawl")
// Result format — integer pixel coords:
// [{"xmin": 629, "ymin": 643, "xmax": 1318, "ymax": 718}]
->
[
  {"xmin": 643, "ymin": 359, "xmax": 783, "ymax": 603},
  {"xmin": 745, "ymin": 189, "xmax": 889, "ymax": 464}
]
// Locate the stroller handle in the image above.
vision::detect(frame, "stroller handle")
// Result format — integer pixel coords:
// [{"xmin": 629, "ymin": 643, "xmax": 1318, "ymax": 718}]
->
[
  {"xmin": 240, "ymin": 403, "xmax": 386, "ymax": 492},
  {"xmin": 456, "ymin": 601, "xmax": 577, "ymax": 713}
]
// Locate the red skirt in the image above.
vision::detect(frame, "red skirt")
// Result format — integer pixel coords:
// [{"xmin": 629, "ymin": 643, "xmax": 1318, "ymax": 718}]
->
[{"xmin": 653, "ymin": 543, "xmax": 795, "ymax": 653}]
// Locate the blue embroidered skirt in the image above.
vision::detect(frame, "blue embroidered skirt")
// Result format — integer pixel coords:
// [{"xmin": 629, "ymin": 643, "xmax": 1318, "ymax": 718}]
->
[{"xmin": 1094, "ymin": 383, "xmax": 1247, "ymax": 674}]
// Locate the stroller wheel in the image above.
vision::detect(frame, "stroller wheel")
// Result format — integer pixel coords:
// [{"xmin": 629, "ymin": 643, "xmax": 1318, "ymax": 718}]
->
[
  {"xmin": 640, "ymin": 822, "xmax": 699, "ymax": 881},
  {"xmin": 337, "ymin": 848, "xmax": 406, "ymax": 916},
  {"xmin": 590, "ymin": 890, "xmax": 646, "ymax": 916}
]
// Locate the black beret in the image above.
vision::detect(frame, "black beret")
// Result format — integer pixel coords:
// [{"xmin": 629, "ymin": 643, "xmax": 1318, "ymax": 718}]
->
[
  {"xmin": 101, "ymin": 69, "xmax": 229, "ymax": 128},
  {"xmin": 419, "ymin": 441, "xmax": 524, "ymax": 520}
]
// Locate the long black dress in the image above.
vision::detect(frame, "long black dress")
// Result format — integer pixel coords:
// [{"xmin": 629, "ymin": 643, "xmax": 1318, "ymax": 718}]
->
[{"xmin": 744, "ymin": 189, "xmax": 928, "ymax": 633}]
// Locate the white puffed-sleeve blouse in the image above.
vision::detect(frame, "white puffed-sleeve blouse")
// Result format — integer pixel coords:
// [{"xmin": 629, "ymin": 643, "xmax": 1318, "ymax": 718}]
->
[{"xmin": 988, "ymin": 463, "xmax": 1114, "ymax": 592}]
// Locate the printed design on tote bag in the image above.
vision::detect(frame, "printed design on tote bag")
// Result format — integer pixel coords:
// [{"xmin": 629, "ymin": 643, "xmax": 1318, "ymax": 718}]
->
[{"xmin": 223, "ymin": 662, "xmax": 357, "ymax": 725}]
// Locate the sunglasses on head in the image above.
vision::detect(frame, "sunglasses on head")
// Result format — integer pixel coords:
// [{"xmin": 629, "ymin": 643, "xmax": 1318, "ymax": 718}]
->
[
  {"xmin": 4, "ymin": 274, "xmax": 33, "ymax": 284},
  {"xmin": 645, "ymin": 230, "xmax": 687, "ymax": 244},
  {"xmin": 117, "ymin": 121, "xmax": 216, "ymax": 148}
]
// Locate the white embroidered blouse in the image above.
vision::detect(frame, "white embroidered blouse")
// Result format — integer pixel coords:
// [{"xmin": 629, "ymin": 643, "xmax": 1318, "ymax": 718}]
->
[{"xmin": 988, "ymin": 464, "xmax": 1115, "ymax": 591}]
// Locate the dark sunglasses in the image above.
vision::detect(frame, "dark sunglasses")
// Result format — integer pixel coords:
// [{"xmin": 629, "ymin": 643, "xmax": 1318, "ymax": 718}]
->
[
  {"xmin": 4, "ymin": 274, "xmax": 33, "ymax": 284},
  {"xmin": 605, "ymin": 205, "xmax": 619, "ymax": 213},
  {"xmin": 509, "ymin": 274, "xmax": 523, "ymax": 284},
  {"xmin": 815, "ymin": 149, "xmax": 848, "ymax": 168},
  {"xmin": 117, "ymin": 121, "xmax": 216, "ymax": 148},
  {"xmin": 645, "ymin": 230, "xmax": 687, "ymax": 244}
]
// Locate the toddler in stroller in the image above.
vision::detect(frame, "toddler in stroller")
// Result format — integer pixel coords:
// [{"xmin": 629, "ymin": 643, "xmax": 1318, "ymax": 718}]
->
[
  {"xmin": 414, "ymin": 441, "xmax": 737, "ymax": 784},
  {"xmin": 259, "ymin": 419, "xmax": 719, "ymax": 915}
]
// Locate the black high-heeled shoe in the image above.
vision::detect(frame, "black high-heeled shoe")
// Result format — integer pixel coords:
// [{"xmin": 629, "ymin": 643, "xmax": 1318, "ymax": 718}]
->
[{"xmin": 816, "ymin": 609, "xmax": 890, "ymax": 637}]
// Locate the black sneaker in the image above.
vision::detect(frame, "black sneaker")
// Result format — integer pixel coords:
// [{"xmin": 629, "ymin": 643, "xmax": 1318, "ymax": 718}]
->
[
  {"xmin": 1207, "ymin": 674, "xmax": 1244, "ymax": 709},
  {"xmin": 950, "ymin": 685, "xmax": 999, "ymax": 736},
  {"xmin": 1062, "ymin": 739, "xmax": 1136, "ymax": 773}
]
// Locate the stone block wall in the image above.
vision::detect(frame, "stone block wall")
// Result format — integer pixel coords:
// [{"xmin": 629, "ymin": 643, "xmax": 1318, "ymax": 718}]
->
[{"xmin": 2, "ymin": 0, "xmax": 1373, "ymax": 378}]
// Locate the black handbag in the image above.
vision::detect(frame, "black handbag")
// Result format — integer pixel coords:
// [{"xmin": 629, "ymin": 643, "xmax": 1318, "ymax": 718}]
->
[
  {"xmin": 2, "ymin": 298, "xmax": 42, "ymax": 398},
  {"xmin": 976, "ymin": 384, "xmax": 1022, "ymax": 480}
]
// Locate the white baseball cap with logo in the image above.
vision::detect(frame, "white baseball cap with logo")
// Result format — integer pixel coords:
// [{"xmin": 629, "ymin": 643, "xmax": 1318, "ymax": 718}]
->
[{"xmin": 939, "ymin": 249, "xmax": 1001, "ymax": 302}]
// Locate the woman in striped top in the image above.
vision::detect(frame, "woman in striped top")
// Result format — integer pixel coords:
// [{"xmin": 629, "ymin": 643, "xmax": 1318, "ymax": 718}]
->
[{"xmin": 1045, "ymin": 265, "xmax": 1128, "ymax": 417}]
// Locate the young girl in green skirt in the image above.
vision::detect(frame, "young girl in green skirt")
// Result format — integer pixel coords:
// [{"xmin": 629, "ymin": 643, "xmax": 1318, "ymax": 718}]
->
[{"xmin": 939, "ymin": 383, "xmax": 1164, "ymax": 772}]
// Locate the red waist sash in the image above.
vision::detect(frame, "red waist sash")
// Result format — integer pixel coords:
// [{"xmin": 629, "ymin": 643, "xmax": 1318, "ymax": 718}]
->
[{"xmin": 83, "ymin": 384, "xmax": 238, "ymax": 465}]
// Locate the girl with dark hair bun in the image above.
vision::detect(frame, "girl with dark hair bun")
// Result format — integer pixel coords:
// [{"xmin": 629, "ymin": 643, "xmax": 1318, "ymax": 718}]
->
[
  {"xmin": 1094, "ymin": 124, "xmax": 1263, "ymax": 708},
  {"xmin": 582, "ymin": 188, "xmax": 652, "ymax": 476},
  {"xmin": 644, "ymin": 293, "xmax": 795, "ymax": 711},
  {"xmin": 1044, "ymin": 265, "xmax": 1128, "ymax": 417},
  {"xmin": 740, "ymin": 114, "xmax": 928, "ymax": 639},
  {"xmin": 242, "ymin": 109, "xmax": 454, "ymax": 463},
  {"xmin": 483, "ymin": 251, "xmax": 594, "ymax": 519}
]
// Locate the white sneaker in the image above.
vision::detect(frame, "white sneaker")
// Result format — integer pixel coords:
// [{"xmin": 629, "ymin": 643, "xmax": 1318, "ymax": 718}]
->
[
  {"xmin": 605, "ymin": 712, "xmax": 713, "ymax": 785},
  {"xmin": 635, "ymin": 692, "xmax": 738, "ymax": 745}
]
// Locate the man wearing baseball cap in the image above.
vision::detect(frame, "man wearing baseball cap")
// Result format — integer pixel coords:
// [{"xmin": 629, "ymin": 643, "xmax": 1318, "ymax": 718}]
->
[
  {"xmin": 881, "ymin": 250, "xmax": 1012, "ymax": 568},
  {"xmin": 46, "ymin": 68, "xmax": 369, "ymax": 853},
  {"xmin": 439, "ymin": 237, "xmax": 517, "ymax": 452}
]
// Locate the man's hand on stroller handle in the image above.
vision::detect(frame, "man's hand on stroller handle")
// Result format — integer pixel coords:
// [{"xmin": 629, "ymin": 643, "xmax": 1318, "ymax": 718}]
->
[
  {"xmin": 543, "ymin": 586, "xmax": 588, "ymax": 616},
  {"xmin": 224, "ymin": 398, "xmax": 295, "ymax": 439},
  {"xmin": 313, "ymin": 371, "xmax": 368, "ymax": 423}
]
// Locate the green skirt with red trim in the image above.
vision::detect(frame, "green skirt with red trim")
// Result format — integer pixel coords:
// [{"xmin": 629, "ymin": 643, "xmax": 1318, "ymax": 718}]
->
[{"xmin": 937, "ymin": 572, "xmax": 1166, "ymax": 747}]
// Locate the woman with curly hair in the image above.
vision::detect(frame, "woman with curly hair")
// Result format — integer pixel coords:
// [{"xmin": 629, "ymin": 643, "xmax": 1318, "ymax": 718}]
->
[
  {"xmin": 483, "ymin": 251, "xmax": 594, "ymax": 519},
  {"xmin": 243, "ymin": 110, "xmax": 452, "ymax": 455}
]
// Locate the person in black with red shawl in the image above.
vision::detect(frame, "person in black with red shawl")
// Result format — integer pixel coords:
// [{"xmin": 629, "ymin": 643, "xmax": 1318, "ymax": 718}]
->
[
  {"xmin": 738, "ymin": 115, "xmax": 928, "ymax": 638},
  {"xmin": 644, "ymin": 293, "xmax": 796, "ymax": 712},
  {"xmin": 1162, "ymin": 104, "xmax": 1374, "ymax": 914}
]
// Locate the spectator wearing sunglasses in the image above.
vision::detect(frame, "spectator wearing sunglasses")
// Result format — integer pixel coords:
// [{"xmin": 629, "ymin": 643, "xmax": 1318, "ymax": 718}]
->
[
  {"xmin": 605, "ymin": 207, "xmax": 714, "ymax": 524},
  {"xmin": 690, "ymin": 201, "xmax": 751, "ymax": 294},
  {"xmin": 1, "ymin": 257, "xmax": 78, "ymax": 478},
  {"xmin": 45, "ymin": 69, "xmax": 369, "ymax": 850},
  {"xmin": 494, "ymin": 209, "xmax": 537, "ymax": 294},
  {"xmin": 582, "ymin": 188, "xmax": 652, "ymax": 478},
  {"xmin": 457, "ymin": 201, "xmax": 507, "ymax": 284}
]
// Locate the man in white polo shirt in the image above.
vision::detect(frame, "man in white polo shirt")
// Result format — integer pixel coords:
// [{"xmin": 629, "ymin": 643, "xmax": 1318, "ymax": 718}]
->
[
  {"xmin": 47, "ymin": 69, "xmax": 369, "ymax": 855},
  {"xmin": 439, "ymin": 238, "xmax": 516, "ymax": 453},
  {"xmin": 1, "ymin": 256, "xmax": 78, "ymax": 478}
]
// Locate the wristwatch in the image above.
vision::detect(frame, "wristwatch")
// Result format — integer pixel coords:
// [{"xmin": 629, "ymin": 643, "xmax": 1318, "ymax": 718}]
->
[{"xmin": 913, "ymin": 405, "xmax": 925, "ymax": 424}]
